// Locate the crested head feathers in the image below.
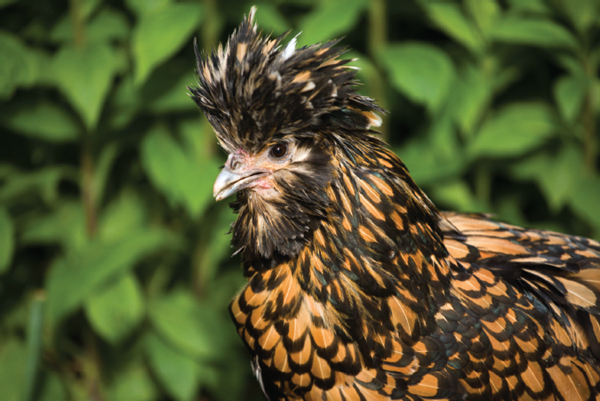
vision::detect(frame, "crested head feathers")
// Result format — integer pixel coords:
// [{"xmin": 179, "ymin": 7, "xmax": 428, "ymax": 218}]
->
[{"xmin": 189, "ymin": 7, "xmax": 383, "ymax": 154}]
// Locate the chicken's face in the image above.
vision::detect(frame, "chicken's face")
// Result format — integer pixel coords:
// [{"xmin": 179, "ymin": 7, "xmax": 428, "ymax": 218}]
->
[
  {"xmin": 214, "ymin": 139, "xmax": 323, "ymax": 201},
  {"xmin": 213, "ymin": 142, "xmax": 289, "ymax": 202},
  {"xmin": 213, "ymin": 135, "xmax": 335, "ymax": 261}
]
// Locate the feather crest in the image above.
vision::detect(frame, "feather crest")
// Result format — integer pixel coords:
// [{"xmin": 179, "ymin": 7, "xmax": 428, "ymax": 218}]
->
[{"xmin": 189, "ymin": 7, "xmax": 383, "ymax": 154}]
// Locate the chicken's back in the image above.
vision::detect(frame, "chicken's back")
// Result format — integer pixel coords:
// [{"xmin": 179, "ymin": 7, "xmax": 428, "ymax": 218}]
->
[{"xmin": 441, "ymin": 212, "xmax": 600, "ymax": 400}]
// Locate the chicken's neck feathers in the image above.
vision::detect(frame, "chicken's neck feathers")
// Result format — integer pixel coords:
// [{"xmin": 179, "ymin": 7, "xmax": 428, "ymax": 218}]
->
[{"xmin": 240, "ymin": 134, "xmax": 461, "ymax": 336}]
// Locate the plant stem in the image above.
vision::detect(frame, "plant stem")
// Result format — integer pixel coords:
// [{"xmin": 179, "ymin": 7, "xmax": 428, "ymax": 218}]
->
[
  {"xmin": 192, "ymin": 233, "xmax": 209, "ymax": 298},
  {"xmin": 70, "ymin": 1, "xmax": 102, "ymax": 399},
  {"xmin": 582, "ymin": 54, "xmax": 597, "ymax": 172},
  {"xmin": 201, "ymin": 0, "xmax": 221, "ymax": 52},
  {"xmin": 83, "ymin": 327, "xmax": 104, "ymax": 401},
  {"xmin": 199, "ymin": 0, "xmax": 223, "ymax": 158},
  {"xmin": 69, "ymin": 0, "xmax": 97, "ymax": 238},
  {"xmin": 21, "ymin": 292, "xmax": 45, "ymax": 401},
  {"xmin": 69, "ymin": 0, "xmax": 85, "ymax": 48},
  {"xmin": 81, "ymin": 139, "xmax": 98, "ymax": 238},
  {"xmin": 368, "ymin": 0, "xmax": 388, "ymax": 140}
]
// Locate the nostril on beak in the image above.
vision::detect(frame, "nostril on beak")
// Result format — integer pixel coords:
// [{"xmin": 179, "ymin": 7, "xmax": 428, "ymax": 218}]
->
[
  {"xmin": 226, "ymin": 153, "xmax": 244, "ymax": 172},
  {"xmin": 231, "ymin": 159, "xmax": 242, "ymax": 171}
]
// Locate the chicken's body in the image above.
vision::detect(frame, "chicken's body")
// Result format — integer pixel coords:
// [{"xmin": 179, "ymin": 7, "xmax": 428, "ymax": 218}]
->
[{"xmin": 191, "ymin": 9, "xmax": 600, "ymax": 401}]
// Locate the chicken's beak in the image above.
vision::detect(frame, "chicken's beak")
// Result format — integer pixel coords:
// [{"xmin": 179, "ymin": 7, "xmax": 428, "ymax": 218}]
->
[{"xmin": 213, "ymin": 164, "xmax": 269, "ymax": 201}]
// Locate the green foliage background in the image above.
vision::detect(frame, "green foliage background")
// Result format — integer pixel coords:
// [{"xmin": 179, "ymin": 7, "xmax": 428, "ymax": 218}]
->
[{"xmin": 1, "ymin": 0, "xmax": 600, "ymax": 400}]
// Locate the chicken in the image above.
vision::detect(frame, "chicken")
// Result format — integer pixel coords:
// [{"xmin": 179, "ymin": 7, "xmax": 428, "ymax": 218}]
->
[{"xmin": 190, "ymin": 8, "xmax": 600, "ymax": 401}]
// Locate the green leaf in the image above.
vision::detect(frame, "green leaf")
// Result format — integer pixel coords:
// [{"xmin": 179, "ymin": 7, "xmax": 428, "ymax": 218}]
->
[
  {"xmin": 79, "ymin": 0, "xmax": 102, "ymax": 19},
  {"xmin": 148, "ymin": 290, "xmax": 221, "ymax": 358},
  {"xmin": 0, "ymin": 338, "xmax": 26, "ymax": 401},
  {"xmin": 429, "ymin": 180, "xmax": 483, "ymax": 212},
  {"xmin": 465, "ymin": 0, "xmax": 500, "ymax": 36},
  {"xmin": 4, "ymin": 102, "xmax": 79, "ymax": 142},
  {"xmin": 556, "ymin": 54, "xmax": 586, "ymax": 78},
  {"xmin": 126, "ymin": 0, "xmax": 170, "ymax": 15},
  {"xmin": 451, "ymin": 65, "xmax": 492, "ymax": 136},
  {"xmin": 145, "ymin": 333, "xmax": 199, "ymax": 401},
  {"xmin": 381, "ymin": 42, "xmax": 454, "ymax": 113},
  {"xmin": 52, "ymin": 42, "xmax": 118, "ymax": 130},
  {"xmin": 553, "ymin": 75, "xmax": 587, "ymax": 123},
  {"xmin": 491, "ymin": 65, "xmax": 521, "ymax": 94},
  {"xmin": 509, "ymin": 150, "xmax": 552, "ymax": 181},
  {"xmin": 141, "ymin": 125, "xmax": 218, "ymax": 218},
  {"xmin": 513, "ymin": 146, "xmax": 586, "ymax": 213},
  {"xmin": 195, "ymin": 206, "xmax": 238, "ymax": 287},
  {"xmin": 542, "ymin": 146, "xmax": 583, "ymax": 212},
  {"xmin": 425, "ymin": 2, "xmax": 484, "ymax": 53},
  {"xmin": 401, "ymin": 97, "xmax": 467, "ymax": 186},
  {"xmin": 179, "ymin": 118, "xmax": 210, "ymax": 162},
  {"xmin": 298, "ymin": 0, "xmax": 366, "ymax": 45},
  {"xmin": 428, "ymin": 93, "xmax": 461, "ymax": 158},
  {"xmin": 0, "ymin": 207, "xmax": 14, "ymax": 274},
  {"xmin": 106, "ymin": 76, "xmax": 141, "ymax": 130},
  {"xmin": 30, "ymin": 49, "xmax": 54, "ymax": 86},
  {"xmin": 490, "ymin": 17, "xmax": 578, "ymax": 49},
  {"xmin": 254, "ymin": 3, "xmax": 290, "ymax": 35},
  {"xmin": 0, "ymin": 0, "xmax": 17, "ymax": 8},
  {"xmin": 132, "ymin": 3, "xmax": 202, "ymax": 85},
  {"xmin": 46, "ymin": 229, "xmax": 175, "ymax": 326},
  {"xmin": 0, "ymin": 32, "xmax": 37, "ymax": 99},
  {"xmin": 559, "ymin": 0, "xmax": 599, "ymax": 33},
  {"xmin": 86, "ymin": 273, "xmax": 145, "ymax": 343},
  {"xmin": 469, "ymin": 103, "xmax": 556, "ymax": 158},
  {"xmin": 37, "ymin": 371, "xmax": 68, "ymax": 401},
  {"xmin": 148, "ymin": 71, "xmax": 197, "ymax": 113},
  {"xmin": 199, "ymin": 338, "xmax": 246, "ymax": 401},
  {"xmin": 88, "ymin": 8, "xmax": 131, "ymax": 41},
  {"xmin": 51, "ymin": 8, "xmax": 130, "ymax": 43},
  {"xmin": 569, "ymin": 175, "xmax": 600, "ymax": 228},
  {"xmin": 93, "ymin": 143, "xmax": 119, "ymax": 205},
  {"xmin": 396, "ymin": 138, "xmax": 465, "ymax": 186},
  {"xmin": 496, "ymin": 194, "xmax": 528, "ymax": 227},
  {"xmin": 20, "ymin": 201, "xmax": 87, "ymax": 250},
  {"xmin": 107, "ymin": 362, "xmax": 157, "ymax": 401},
  {"xmin": 507, "ymin": 0, "xmax": 549, "ymax": 13},
  {"xmin": 99, "ymin": 191, "xmax": 147, "ymax": 242},
  {"xmin": 0, "ymin": 166, "xmax": 78, "ymax": 206}
]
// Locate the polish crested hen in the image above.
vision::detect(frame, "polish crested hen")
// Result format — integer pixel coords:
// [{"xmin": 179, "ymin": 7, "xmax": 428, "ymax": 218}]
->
[{"xmin": 190, "ymin": 8, "xmax": 600, "ymax": 401}]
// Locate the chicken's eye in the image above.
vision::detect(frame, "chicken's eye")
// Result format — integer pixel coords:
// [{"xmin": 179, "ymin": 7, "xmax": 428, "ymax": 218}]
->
[{"xmin": 269, "ymin": 143, "xmax": 288, "ymax": 159}]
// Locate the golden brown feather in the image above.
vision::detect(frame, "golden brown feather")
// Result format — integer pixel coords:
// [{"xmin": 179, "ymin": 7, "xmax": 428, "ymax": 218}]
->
[{"xmin": 191, "ymin": 8, "xmax": 600, "ymax": 401}]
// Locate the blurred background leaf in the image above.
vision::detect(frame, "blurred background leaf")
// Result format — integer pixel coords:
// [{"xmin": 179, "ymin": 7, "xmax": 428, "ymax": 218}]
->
[
  {"xmin": 1, "ymin": 0, "xmax": 599, "ymax": 400},
  {"xmin": 0, "ymin": 207, "xmax": 14, "ymax": 273},
  {"xmin": 381, "ymin": 42, "xmax": 455, "ymax": 113},
  {"xmin": 132, "ymin": 3, "xmax": 203, "ymax": 85},
  {"xmin": 51, "ymin": 42, "xmax": 119, "ymax": 130}
]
